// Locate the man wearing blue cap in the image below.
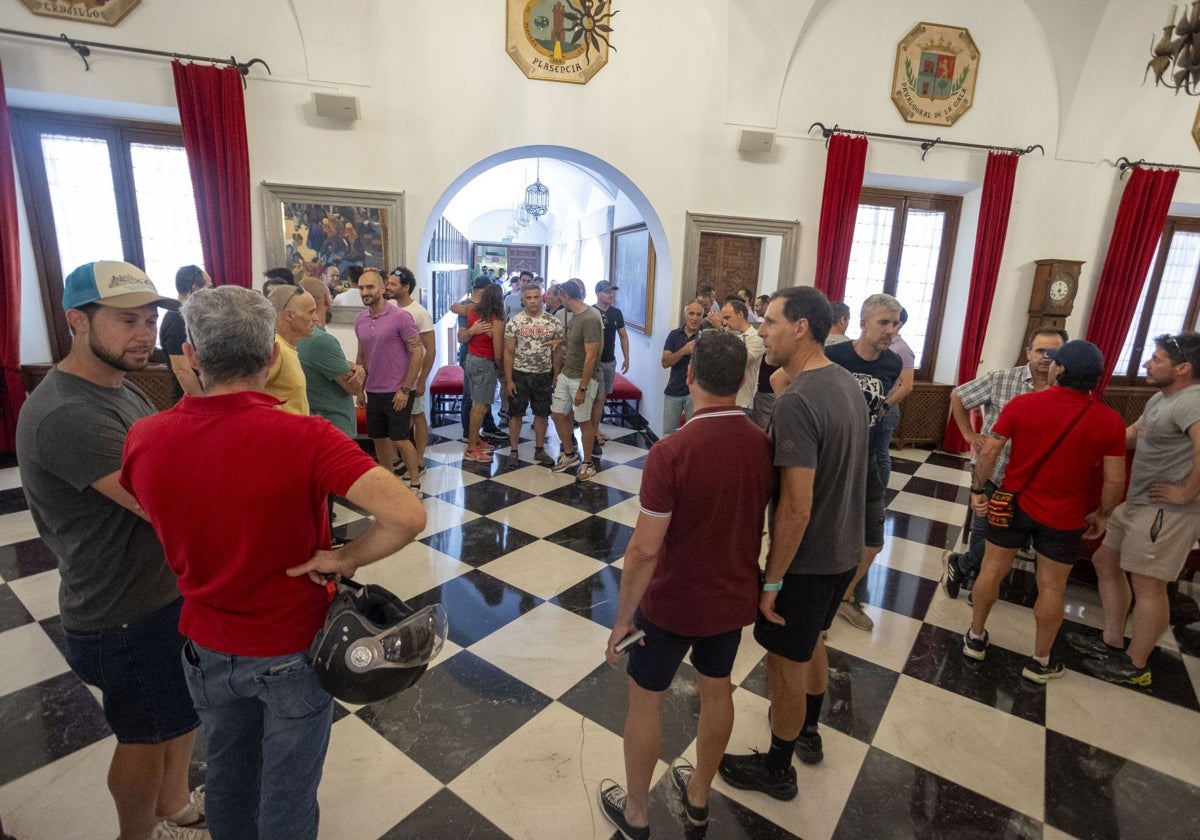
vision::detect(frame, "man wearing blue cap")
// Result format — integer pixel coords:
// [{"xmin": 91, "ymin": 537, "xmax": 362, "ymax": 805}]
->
[
  {"xmin": 963, "ymin": 340, "xmax": 1127, "ymax": 683},
  {"xmin": 16, "ymin": 261, "xmax": 205, "ymax": 840}
]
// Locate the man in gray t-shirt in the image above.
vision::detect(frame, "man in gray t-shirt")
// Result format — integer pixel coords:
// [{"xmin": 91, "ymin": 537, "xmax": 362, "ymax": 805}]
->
[
  {"xmin": 1072, "ymin": 333, "xmax": 1200, "ymax": 688},
  {"xmin": 719, "ymin": 287, "xmax": 868, "ymax": 801},
  {"xmin": 550, "ymin": 278, "xmax": 604, "ymax": 481},
  {"xmin": 15, "ymin": 261, "xmax": 203, "ymax": 838}
]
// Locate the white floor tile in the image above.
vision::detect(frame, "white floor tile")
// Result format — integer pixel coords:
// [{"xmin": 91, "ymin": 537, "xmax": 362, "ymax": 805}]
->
[
  {"xmin": 0, "ymin": 736, "xmax": 119, "ymax": 840},
  {"xmin": 6, "ymin": 568, "xmax": 61, "ymax": 621},
  {"xmin": 0, "ymin": 623, "xmax": 69, "ymax": 698},
  {"xmin": 477, "ymin": 541, "xmax": 605, "ymax": 601},
  {"xmin": 486, "ymin": 496, "xmax": 591, "ymax": 539},
  {"xmin": 355, "ymin": 542, "xmax": 472, "ymax": 601}
]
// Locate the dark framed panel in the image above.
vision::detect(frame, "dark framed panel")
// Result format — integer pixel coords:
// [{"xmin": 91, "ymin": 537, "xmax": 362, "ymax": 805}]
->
[
  {"xmin": 472, "ymin": 242, "xmax": 545, "ymax": 279},
  {"xmin": 609, "ymin": 223, "xmax": 655, "ymax": 334}
]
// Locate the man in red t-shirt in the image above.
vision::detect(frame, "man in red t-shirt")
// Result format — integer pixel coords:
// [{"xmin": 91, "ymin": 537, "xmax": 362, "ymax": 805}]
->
[
  {"xmin": 964, "ymin": 340, "xmax": 1126, "ymax": 684},
  {"xmin": 599, "ymin": 331, "xmax": 774, "ymax": 839},
  {"xmin": 121, "ymin": 286, "xmax": 426, "ymax": 840}
]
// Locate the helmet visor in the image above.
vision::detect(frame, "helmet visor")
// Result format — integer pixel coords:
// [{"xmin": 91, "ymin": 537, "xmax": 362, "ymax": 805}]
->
[{"xmin": 370, "ymin": 603, "xmax": 449, "ymax": 669}]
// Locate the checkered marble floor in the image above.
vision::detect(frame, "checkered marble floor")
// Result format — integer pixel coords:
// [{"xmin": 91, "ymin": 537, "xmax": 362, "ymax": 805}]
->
[{"xmin": 2, "ymin": 424, "xmax": 1200, "ymax": 839}]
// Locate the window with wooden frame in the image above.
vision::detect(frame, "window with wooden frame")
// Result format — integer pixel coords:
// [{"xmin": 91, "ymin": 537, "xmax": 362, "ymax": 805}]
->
[
  {"xmin": 10, "ymin": 109, "xmax": 203, "ymax": 361},
  {"xmin": 1110, "ymin": 216, "xmax": 1200, "ymax": 383},
  {"xmin": 843, "ymin": 187, "xmax": 961, "ymax": 381}
]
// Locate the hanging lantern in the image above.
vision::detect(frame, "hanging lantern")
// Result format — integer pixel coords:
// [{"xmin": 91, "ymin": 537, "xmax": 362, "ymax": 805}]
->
[{"xmin": 523, "ymin": 158, "xmax": 550, "ymax": 218}]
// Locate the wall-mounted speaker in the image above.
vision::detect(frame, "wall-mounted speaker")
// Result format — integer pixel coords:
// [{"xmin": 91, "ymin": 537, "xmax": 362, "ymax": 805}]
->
[
  {"xmin": 737, "ymin": 129, "xmax": 775, "ymax": 153},
  {"xmin": 313, "ymin": 93, "xmax": 361, "ymax": 121}
]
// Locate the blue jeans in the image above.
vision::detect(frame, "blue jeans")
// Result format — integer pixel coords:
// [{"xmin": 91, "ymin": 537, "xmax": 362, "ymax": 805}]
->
[
  {"xmin": 662, "ymin": 393, "xmax": 693, "ymax": 436},
  {"xmin": 959, "ymin": 479, "xmax": 999, "ymax": 578},
  {"xmin": 871, "ymin": 405, "xmax": 901, "ymax": 491},
  {"xmin": 182, "ymin": 642, "xmax": 333, "ymax": 840}
]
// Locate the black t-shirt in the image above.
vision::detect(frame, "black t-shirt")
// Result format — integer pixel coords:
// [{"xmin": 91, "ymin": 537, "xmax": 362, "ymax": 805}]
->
[
  {"xmin": 595, "ymin": 305, "xmax": 625, "ymax": 363},
  {"xmin": 825, "ymin": 340, "xmax": 902, "ymax": 428},
  {"xmin": 159, "ymin": 310, "xmax": 188, "ymax": 404}
]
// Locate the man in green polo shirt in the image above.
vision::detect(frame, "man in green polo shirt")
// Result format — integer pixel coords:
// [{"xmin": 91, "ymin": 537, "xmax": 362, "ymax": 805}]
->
[{"xmin": 298, "ymin": 277, "xmax": 364, "ymax": 438}]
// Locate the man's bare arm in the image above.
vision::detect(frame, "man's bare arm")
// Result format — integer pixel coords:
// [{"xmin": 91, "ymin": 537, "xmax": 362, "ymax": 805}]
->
[
  {"xmin": 950, "ymin": 392, "xmax": 984, "ymax": 450},
  {"xmin": 93, "ymin": 471, "xmax": 149, "ymax": 521},
  {"xmin": 758, "ymin": 466, "xmax": 814, "ymax": 625},
  {"xmin": 606, "ymin": 512, "xmax": 671, "ymax": 662}
]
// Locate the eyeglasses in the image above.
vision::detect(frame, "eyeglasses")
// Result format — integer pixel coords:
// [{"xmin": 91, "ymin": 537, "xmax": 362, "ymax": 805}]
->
[{"xmin": 1159, "ymin": 334, "xmax": 1183, "ymax": 363}]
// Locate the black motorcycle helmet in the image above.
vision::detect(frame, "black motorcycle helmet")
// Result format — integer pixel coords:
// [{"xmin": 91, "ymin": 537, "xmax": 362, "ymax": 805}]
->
[{"xmin": 309, "ymin": 579, "xmax": 448, "ymax": 705}]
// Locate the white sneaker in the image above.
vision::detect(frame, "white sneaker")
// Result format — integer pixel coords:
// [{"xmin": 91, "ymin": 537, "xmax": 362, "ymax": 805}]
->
[
  {"xmin": 149, "ymin": 818, "xmax": 210, "ymax": 839},
  {"xmin": 163, "ymin": 786, "xmax": 205, "ymax": 829}
]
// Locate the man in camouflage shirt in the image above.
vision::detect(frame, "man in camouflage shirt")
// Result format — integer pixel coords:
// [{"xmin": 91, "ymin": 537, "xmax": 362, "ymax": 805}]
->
[{"xmin": 503, "ymin": 284, "xmax": 565, "ymax": 469}]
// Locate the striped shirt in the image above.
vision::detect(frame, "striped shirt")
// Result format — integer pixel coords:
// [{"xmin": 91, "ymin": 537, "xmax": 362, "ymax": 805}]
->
[{"xmin": 954, "ymin": 364, "xmax": 1035, "ymax": 483}]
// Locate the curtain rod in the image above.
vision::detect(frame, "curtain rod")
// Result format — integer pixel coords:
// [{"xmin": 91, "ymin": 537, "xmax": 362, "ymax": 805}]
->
[
  {"xmin": 0, "ymin": 27, "xmax": 270, "ymax": 83},
  {"xmin": 1116, "ymin": 156, "xmax": 1200, "ymax": 177},
  {"xmin": 807, "ymin": 122, "xmax": 1043, "ymax": 161}
]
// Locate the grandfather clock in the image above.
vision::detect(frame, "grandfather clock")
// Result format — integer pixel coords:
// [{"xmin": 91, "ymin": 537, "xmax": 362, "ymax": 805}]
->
[{"xmin": 1014, "ymin": 259, "xmax": 1082, "ymax": 364}]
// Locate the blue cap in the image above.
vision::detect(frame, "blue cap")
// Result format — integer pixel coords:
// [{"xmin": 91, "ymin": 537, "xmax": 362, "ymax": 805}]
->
[
  {"xmin": 62, "ymin": 261, "xmax": 178, "ymax": 311},
  {"xmin": 1045, "ymin": 340, "xmax": 1104, "ymax": 379}
]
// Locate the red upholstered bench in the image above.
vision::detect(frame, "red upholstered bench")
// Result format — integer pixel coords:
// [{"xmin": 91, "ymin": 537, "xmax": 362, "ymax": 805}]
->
[
  {"xmin": 429, "ymin": 364, "xmax": 464, "ymax": 426},
  {"xmin": 604, "ymin": 373, "xmax": 643, "ymax": 426}
]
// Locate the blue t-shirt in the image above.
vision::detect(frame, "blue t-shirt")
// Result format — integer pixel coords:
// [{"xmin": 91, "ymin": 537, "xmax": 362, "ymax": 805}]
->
[{"xmin": 663, "ymin": 327, "xmax": 699, "ymax": 397}]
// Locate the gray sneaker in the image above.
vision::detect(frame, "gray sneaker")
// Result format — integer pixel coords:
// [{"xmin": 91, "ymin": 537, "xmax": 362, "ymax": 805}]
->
[
  {"xmin": 838, "ymin": 598, "xmax": 874, "ymax": 631},
  {"xmin": 551, "ymin": 451, "xmax": 581, "ymax": 473},
  {"xmin": 533, "ymin": 448, "xmax": 555, "ymax": 467},
  {"xmin": 506, "ymin": 451, "xmax": 520, "ymax": 470},
  {"xmin": 1066, "ymin": 630, "xmax": 1122, "ymax": 660},
  {"xmin": 576, "ymin": 461, "xmax": 597, "ymax": 482}
]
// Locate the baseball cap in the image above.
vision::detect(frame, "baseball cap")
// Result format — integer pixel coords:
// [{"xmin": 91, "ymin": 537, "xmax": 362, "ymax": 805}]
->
[
  {"xmin": 473, "ymin": 275, "xmax": 493, "ymax": 290},
  {"xmin": 595, "ymin": 281, "xmax": 619, "ymax": 294},
  {"xmin": 62, "ymin": 261, "xmax": 179, "ymax": 311},
  {"xmin": 561, "ymin": 279, "xmax": 584, "ymax": 299},
  {"xmin": 1045, "ymin": 340, "xmax": 1104, "ymax": 379}
]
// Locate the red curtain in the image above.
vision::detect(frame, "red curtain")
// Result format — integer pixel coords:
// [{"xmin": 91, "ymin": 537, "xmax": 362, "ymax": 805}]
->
[
  {"xmin": 813, "ymin": 134, "xmax": 868, "ymax": 302},
  {"xmin": 0, "ymin": 60, "xmax": 24, "ymax": 453},
  {"xmin": 942, "ymin": 152, "xmax": 1021, "ymax": 452},
  {"xmin": 1085, "ymin": 166, "xmax": 1179, "ymax": 395},
  {"xmin": 172, "ymin": 61, "xmax": 252, "ymax": 288}
]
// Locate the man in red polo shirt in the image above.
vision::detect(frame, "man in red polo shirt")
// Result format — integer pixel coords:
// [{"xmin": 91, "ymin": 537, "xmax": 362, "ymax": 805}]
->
[
  {"xmin": 121, "ymin": 286, "xmax": 426, "ymax": 840},
  {"xmin": 599, "ymin": 330, "xmax": 774, "ymax": 839},
  {"xmin": 964, "ymin": 340, "xmax": 1126, "ymax": 683}
]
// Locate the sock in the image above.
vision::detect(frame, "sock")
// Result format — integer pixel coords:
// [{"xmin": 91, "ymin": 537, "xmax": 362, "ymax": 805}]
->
[
  {"xmin": 1032, "ymin": 653, "xmax": 1049, "ymax": 667},
  {"xmin": 803, "ymin": 692, "xmax": 824, "ymax": 733},
  {"xmin": 968, "ymin": 628, "xmax": 986, "ymax": 642},
  {"xmin": 765, "ymin": 733, "xmax": 795, "ymax": 775}
]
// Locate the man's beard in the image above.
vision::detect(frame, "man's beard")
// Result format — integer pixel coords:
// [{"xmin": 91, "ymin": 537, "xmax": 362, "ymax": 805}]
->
[{"xmin": 89, "ymin": 331, "xmax": 148, "ymax": 372}]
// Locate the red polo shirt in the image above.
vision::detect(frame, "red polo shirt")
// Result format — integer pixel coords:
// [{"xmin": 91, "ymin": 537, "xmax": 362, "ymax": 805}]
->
[
  {"xmin": 638, "ymin": 407, "xmax": 775, "ymax": 636},
  {"xmin": 121, "ymin": 391, "xmax": 377, "ymax": 656}
]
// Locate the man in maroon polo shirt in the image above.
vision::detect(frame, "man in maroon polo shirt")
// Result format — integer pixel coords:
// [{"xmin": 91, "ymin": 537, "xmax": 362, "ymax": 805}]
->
[{"xmin": 599, "ymin": 330, "xmax": 774, "ymax": 839}]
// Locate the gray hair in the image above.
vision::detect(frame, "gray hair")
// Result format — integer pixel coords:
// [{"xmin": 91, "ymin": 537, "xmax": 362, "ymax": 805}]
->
[
  {"xmin": 267, "ymin": 284, "xmax": 302, "ymax": 317},
  {"xmin": 183, "ymin": 286, "xmax": 276, "ymax": 386},
  {"xmin": 861, "ymin": 293, "xmax": 901, "ymax": 319}
]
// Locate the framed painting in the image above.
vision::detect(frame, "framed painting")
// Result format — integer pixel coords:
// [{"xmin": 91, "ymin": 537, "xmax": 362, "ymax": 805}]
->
[
  {"xmin": 261, "ymin": 182, "xmax": 405, "ymax": 281},
  {"xmin": 610, "ymin": 223, "xmax": 655, "ymax": 334}
]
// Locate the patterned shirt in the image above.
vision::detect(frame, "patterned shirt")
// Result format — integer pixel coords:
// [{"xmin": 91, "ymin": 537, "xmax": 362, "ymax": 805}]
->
[
  {"xmin": 953, "ymin": 364, "xmax": 1035, "ymax": 483},
  {"xmin": 504, "ymin": 310, "xmax": 564, "ymax": 374}
]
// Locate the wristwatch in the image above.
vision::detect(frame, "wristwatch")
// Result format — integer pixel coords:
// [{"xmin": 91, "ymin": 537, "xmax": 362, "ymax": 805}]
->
[{"xmin": 400, "ymin": 386, "xmax": 412, "ymax": 395}]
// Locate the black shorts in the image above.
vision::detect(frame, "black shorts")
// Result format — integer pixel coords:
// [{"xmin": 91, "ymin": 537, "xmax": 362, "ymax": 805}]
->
[
  {"xmin": 627, "ymin": 610, "xmax": 742, "ymax": 692},
  {"xmin": 366, "ymin": 390, "xmax": 414, "ymax": 441},
  {"xmin": 508, "ymin": 370, "xmax": 553, "ymax": 418},
  {"xmin": 986, "ymin": 499, "xmax": 1083, "ymax": 565},
  {"xmin": 753, "ymin": 568, "xmax": 856, "ymax": 663},
  {"xmin": 63, "ymin": 598, "xmax": 200, "ymax": 744}
]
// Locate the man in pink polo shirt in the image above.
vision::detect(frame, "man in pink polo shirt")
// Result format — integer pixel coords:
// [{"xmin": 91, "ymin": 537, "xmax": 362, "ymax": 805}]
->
[{"xmin": 355, "ymin": 269, "xmax": 426, "ymax": 484}]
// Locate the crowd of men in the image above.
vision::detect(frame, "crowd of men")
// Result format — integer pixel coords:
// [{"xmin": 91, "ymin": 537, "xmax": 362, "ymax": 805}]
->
[{"xmin": 13, "ymin": 258, "xmax": 1200, "ymax": 840}]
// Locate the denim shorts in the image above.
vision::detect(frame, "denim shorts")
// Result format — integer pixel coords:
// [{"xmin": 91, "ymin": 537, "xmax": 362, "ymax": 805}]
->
[
  {"xmin": 464, "ymin": 352, "xmax": 499, "ymax": 403},
  {"xmin": 63, "ymin": 597, "xmax": 200, "ymax": 744},
  {"xmin": 627, "ymin": 610, "xmax": 742, "ymax": 692}
]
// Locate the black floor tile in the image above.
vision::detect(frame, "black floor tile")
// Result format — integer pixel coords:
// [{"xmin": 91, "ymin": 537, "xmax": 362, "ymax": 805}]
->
[
  {"xmin": 740, "ymin": 646, "xmax": 899, "ymax": 744},
  {"xmin": 888, "ymin": 456, "xmax": 922, "ymax": 476},
  {"xmin": 609, "ymin": 431, "xmax": 653, "ymax": 450},
  {"xmin": 0, "ymin": 538, "xmax": 59, "ymax": 581},
  {"xmin": 436, "ymin": 479, "xmax": 534, "ymax": 516},
  {"xmin": 899, "ymin": 475, "xmax": 972, "ymax": 504},
  {"xmin": 1044, "ymin": 729, "xmax": 1200, "ymax": 840},
  {"xmin": 0, "ymin": 584, "xmax": 34, "ymax": 633},
  {"xmin": 883, "ymin": 511, "xmax": 960, "ymax": 550},
  {"xmin": 358, "ymin": 650, "xmax": 550, "ymax": 785},
  {"xmin": 0, "ymin": 487, "xmax": 28, "ymax": 515},
  {"xmin": 407, "ymin": 570, "xmax": 540, "ymax": 647},
  {"xmin": 540, "ymin": 482, "xmax": 635, "ymax": 515},
  {"xmin": 636, "ymin": 772, "xmax": 801, "ymax": 839},
  {"xmin": 925, "ymin": 451, "xmax": 970, "ymax": 470},
  {"xmin": 550, "ymin": 566, "xmax": 622, "ymax": 628},
  {"xmin": 622, "ymin": 454, "xmax": 648, "ymax": 470},
  {"xmin": 543, "ymin": 515, "xmax": 633, "ymax": 563},
  {"xmin": 558, "ymin": 660, "xmax": 700, "ymax": 762},
  {"xmin": 0, "ymin": 671, "xmax": 111, "ymax": 786},
  {"xmin": 833, "ymin": 746, "xmax": 1041, "ymax": 840},
  {"xmin": 858, "ymin": 564, "xmax": 938, "ymax": 622},
  {"xmin": 422, "ymin": 518, "xmax": 539, "ymax": 568},
  {"xmin": 380, "ymin": 788, "xmax": 510, "ymax": 839},
  {"xmin": 903, "ymin": 623, "xmax": 1047, "ymax": 725}
]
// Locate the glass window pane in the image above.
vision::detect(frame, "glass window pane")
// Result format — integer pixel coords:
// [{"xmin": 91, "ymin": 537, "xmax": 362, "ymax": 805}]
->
[
  {"xmin": 843, "ymin": 204, "xmax": 894, "ymax": 330},
  {"xmin": 893, "ymin": 209, "xmax": 946, "ymax": 369},
  {"xmin": 130, "ymin": 143, "xmax": 204, "ymax": 294},
  {"xmin": 41, "ymin": 134, "xmax": 123, "ymax": 277},
  {"xmin": 1114, "ymin": 232, "xmax": 1200, "ymax": 376},
  {"xmin": 1112, "ymin": 255, "xmax": 1154, "ymax": 376}
]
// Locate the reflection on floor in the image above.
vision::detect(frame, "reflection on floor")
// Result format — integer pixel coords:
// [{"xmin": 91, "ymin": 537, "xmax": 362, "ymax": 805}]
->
[{"xmin": 1, "ymin": 422, "xmax": 1200, "ymax": 839}]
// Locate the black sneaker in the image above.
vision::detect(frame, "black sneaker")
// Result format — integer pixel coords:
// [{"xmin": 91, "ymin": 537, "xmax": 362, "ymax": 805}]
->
[
  {"xmin": 962, "ymin": 628, "xmax": 988, "ymax": 661},
  {"xmin": 482, "ymin": 430, "xmax": 508, "ymax": 444},
  {"xmin": 1066, "ymin": 630, "xmax": 1122, "ymax": 660},
  {"xmin": 597, "ymin": 780, "xmax": 650, "ymax": 840},
  {"xmin": 669, "ymin": 758, "xmax": 708, "ymax": 827},
  {"xmin": 1083, "ymin": 651, "xmax": 1152, "ymax": 687},
  {"xmin": 943, "ymin": 551, "xmax": 963, "ymax": 599},
  {"xmin": 794, "ymin": 730, "xmax": 823, "ymax": 765},
  {"xmin": 717, "ymin": 752, "xmax": 797, "ymax": 801},
  {"xmin": 1020, "ymin": 657, "xmax": 1065, "ymax": 684}
]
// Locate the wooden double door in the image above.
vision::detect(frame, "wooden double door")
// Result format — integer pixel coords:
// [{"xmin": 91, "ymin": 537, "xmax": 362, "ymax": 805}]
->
[{"xmin": 695, "ymin": 232, "xmax": 762, "ymax": 303}]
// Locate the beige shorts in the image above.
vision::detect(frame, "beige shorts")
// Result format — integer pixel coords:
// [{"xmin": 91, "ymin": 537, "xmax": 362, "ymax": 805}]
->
[{"xmin": 1103, "ymin": 502, "xmax": 1200, "ymax": 581}]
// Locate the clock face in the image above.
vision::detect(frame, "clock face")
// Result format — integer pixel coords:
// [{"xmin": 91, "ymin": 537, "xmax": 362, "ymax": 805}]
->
[{"xmin": 1048, "ymin": 279, "xmax": 1070, "ymax": 303}]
